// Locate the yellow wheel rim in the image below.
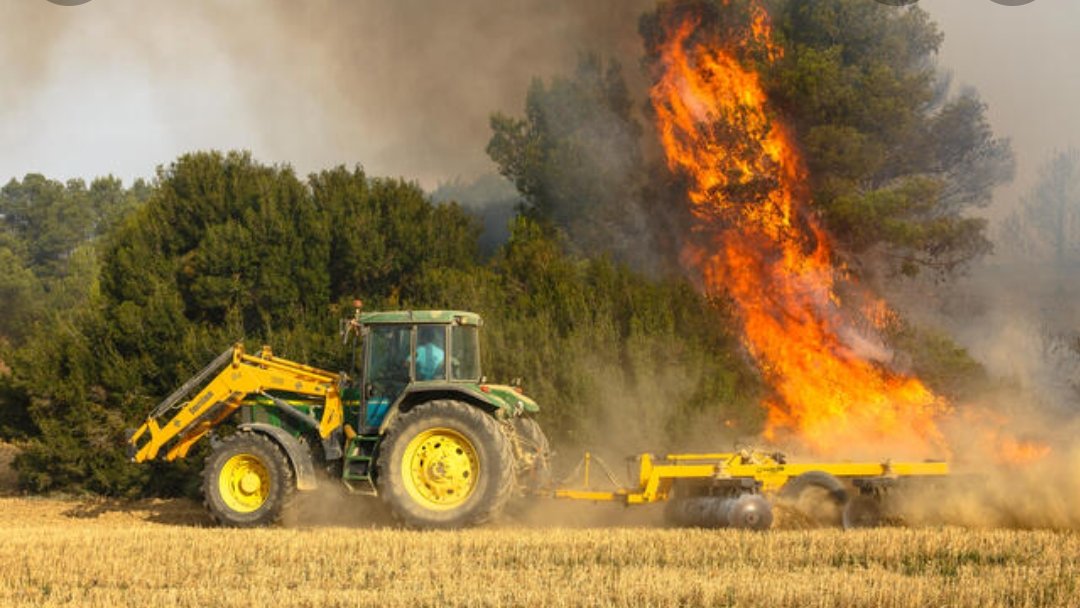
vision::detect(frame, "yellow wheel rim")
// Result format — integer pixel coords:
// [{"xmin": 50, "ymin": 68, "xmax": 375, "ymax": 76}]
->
[
  {"xmin": 218, "ymin": 453, "xmax": 271, "ymax": 513},
  {"xmin": 401, "ymin": 427, "xmax": 479, "ymax": 510}
]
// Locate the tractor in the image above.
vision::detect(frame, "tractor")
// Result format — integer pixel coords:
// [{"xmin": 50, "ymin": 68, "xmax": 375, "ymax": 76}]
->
[{"xmin": 128, "ymin": 307, "xmax": 551, "ymax": 529}]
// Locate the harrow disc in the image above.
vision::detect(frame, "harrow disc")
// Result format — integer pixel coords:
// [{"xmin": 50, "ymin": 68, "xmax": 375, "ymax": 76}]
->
[{"xmin": 727, "ymin": 494, "xmax": 773, "ymax": 531}]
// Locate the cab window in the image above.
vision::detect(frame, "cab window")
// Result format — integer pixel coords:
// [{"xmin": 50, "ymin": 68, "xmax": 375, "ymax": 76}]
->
[
  {"xmin": 450, "ymin": 325, "xmax": 480, "ymax": 381},
  {"xmin": 414, "ymin": 325, "xmax": 447, "ymax": 381}
]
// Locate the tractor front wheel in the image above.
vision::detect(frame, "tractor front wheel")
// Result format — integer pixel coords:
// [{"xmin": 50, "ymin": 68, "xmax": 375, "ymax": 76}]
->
[
  {"xmin": 377, "ymin": 400, "xmax": 515, "ymax": 528},
  {"xmin": 202, "ymin": 431, "xmax": 294, "ymax": 527}
]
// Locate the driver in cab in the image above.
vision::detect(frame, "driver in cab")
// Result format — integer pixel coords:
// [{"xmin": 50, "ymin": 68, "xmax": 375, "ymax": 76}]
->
[{"xmin": 412, "ymin": 328, "xmax": 445, "ymax": 381}]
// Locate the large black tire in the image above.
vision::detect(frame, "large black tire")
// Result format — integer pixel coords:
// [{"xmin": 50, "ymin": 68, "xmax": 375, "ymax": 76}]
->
[
  {"xmin": 377, "ymin": 400, "xmax": 515, "ymax": 529},
  {"xmin": 842, "ymin": 494, "xmax": 884, "ymax": 529},
  {"xmin": 202, "ymin": 432, "xmax": 294, "ymax": 527},
  {"xmin": 511, "ymin": 416, "xmax": 552, "ymax": 492},
  {"xmin": 778, "ymin": 471, "xmax": 848, "ymax": 528}
]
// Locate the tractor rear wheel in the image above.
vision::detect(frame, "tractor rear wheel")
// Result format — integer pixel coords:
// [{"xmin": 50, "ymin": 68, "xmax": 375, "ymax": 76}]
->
[
  {"xmin": 202, "ymin": 431, "xmax": 294, "ymax": 527},
  {"xmin": 377, "ymin": 400, "xmax": 515, "ymax": 528}
]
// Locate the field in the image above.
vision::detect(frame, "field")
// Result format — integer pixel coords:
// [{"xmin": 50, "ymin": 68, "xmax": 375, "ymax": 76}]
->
[{"xmin": 0, "ymin": 496, "xmax": 1076, "ymax": 608}]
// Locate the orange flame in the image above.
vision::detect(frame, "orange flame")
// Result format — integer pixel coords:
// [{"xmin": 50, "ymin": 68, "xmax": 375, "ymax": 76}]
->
[
  {"xmin": 997, "ymin": 435, "xmax": 1053, "ymax": 466},
  {"xmin": 649, "ymin": 4, "xmax": 951, "ymax": 458},
  {"xmin": 954, "ymin": 408, "xmax": 1053, "ymax": 467}
]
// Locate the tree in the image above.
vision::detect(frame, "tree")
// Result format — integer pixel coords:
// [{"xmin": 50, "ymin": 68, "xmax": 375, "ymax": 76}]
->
[
  {"xmin": 409, "ymin": 217, "xmax": 763, "ymax": 450},
  {"xmin": 1000, "ymin": 149, "xmax": 1080, "ymax": 269},
  {"xmin": 0, "ymin": 246, "xmax": 41, "ymax": 344},
  {"xmin": 761, "ymin": 0, "xmax": 1014, "ymax": 276},
  {"xmin": 0, "ymin": 174, "xmax": 143, "ymax": 282},
  {"xmin": 8, "ymin": 152, "xmax": 486, "ymax": 494},
  {"xmin": 311, "ymin": 165, "xmax": 482, "ymax": 305},
  {"xmin": 487, "ymin": 55, "xmax": 675, "ymax": 273},
  {"xmin": 635, "ymin": 0, "xmax": 1013, "ymax": 277},
  {"xmin": 994, "ymin": 148, "xmax": 1080, "ymax": 344}
]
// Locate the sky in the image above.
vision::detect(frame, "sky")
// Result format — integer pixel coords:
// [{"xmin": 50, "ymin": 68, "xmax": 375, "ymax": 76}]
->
[{"xmin": 1, "ymin": 0, "xmax": 1077, "ymax": 216}]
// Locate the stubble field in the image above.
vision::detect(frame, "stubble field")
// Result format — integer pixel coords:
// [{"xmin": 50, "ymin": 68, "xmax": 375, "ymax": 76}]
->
[{"xmin": 0, "ymin": 496, "xmax": 1076, "ymax": 608}]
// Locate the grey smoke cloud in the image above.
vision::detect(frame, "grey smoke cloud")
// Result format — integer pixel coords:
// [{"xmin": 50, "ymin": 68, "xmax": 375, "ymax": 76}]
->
[
  {"xmin": 1, "ymin": 1, "xmax": 1075, "ymax": 212},
  {"xmin": 0, "ymin": 0, "xmax": 650, "ymax": 187},
  {"xmin": 921, "ymin": 0, "xmax": 1080, "ymax": 213}
]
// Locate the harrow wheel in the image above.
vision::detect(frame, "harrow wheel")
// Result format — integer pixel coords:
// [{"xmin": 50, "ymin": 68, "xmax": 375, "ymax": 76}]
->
[
  {"xmin": 202, "ymin": 432, "xmax": 294, "ymax": 527},
  {"xmin": 378, "ymin": 400, "xmax": 515, "ymax": 528},
  {"xmin": 842, "ymin": 495, "xmax": 884, "ymax": 529},
  {"xmin": 778, "ymin": 471, "xmax": 848, "ymax": 528}
]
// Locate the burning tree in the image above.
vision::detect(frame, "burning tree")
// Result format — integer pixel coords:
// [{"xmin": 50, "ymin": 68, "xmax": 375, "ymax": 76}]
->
[
  {"xmin": 637, "ymin": 0, "xmax": 1018, "ymax": 459},
  {"xmin": 489, "ymin": 0, "xmax": 1029, "ymax": 460},
  {"xmin": 642, "ymin": 0, "xmax": 951, "ymax": 457}
]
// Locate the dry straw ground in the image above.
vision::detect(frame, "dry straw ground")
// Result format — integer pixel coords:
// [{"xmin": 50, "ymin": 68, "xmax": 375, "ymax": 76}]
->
[{"xmin": 0, "ymin": 496, "xmax": 1076, "ymax": 607}]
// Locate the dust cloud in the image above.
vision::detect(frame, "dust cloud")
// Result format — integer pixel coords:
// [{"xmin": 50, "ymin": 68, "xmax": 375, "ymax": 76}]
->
[
  {"xmin": 281, "ymin": 483, "xmax": 395, "ymax": 529},
  {"xmin": 896, "ymin": 434, "xmax": 1080, "ymax": 530}
]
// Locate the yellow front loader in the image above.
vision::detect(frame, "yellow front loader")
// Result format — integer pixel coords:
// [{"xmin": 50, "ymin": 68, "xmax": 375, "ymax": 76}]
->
[
  {"xmin": 129, "ymin": 343, "xmax": 345, "ymax": 466},
  {"xmin": 128, "ymin": 343, "xmax": 348, "ymax": 527}
]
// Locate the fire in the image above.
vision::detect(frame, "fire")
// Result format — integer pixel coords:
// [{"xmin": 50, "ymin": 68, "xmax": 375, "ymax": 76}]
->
[
  {"xmin": 954, "ymin": 409, "xmax": 1053, "ymax": 467},
  {"xmin": 649, "ymin": 3, "xmax": 951, "ymax": 457},
  {"xmin": 997, "ymin": 436, "xmax": 1053, "ymax": 466}
]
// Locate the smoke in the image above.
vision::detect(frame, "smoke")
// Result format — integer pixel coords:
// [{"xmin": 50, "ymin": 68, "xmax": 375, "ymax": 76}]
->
[
  {"xmin": 887, "ymin": 148, "xmax": 1080, "ymax": 416},
  {"xmin": 893, "ymin": 417, "xmax": 1080, "ymax": 530},
  {"xmin": 0, "ymin": 0, "xmax": 653, "ymax": 187},
  {"xmin": 922, "ymin": 1, "xmax": 1080, "ymax": 210},
  {"xmin": 877, "ymin": 148, "xmax": 1080, "ymax": 529}
]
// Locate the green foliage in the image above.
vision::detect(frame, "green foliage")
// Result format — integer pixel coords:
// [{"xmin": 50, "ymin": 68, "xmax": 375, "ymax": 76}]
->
[
  {"xmin": 0, "ymin": 174, "xmax": 144, "ymax": 282},
  {"xmin": 312, "ymin": 165, "xmax": 482, "ymax": 304},
  {"xmin": 3, "ymin": 0, "xmax": 1011, "ymax": 495},
  {"xmin": 3, "ymin": 153, "xmax": 467, "ymax": 493},
  {"xmin": 487, "ymin": 55, "xmax": 672, "ymax": 272},
  {"xmin": 407, "ymin": 217, "xmax": 763, "ymax": 450},
  {"xmin": 636, "ymin": 0, "xmax": 1012, "ymax": 276},
  {"xmin": 763, "ymin": 0, "xmax": 1012, "ymax": 275},
  {"xmin": 886, "ymin": 321, "xmax": 987, "ymax": 401},
  {"xmin": 0, "ymin": 174, "xmax": 146, "ymax": 448},
  {"xmin": 0, "ymin": 247, "xmax": 41, "ymax": 343}
]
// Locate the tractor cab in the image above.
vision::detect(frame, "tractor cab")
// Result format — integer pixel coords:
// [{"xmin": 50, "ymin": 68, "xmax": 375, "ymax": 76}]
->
[
  {"xmin": 353, "ymin": 310, "xmax": 480, "ymax": 429},
  {"xmin": 345, "ymin": 309, "xmax": 537, "ymax": 435}
]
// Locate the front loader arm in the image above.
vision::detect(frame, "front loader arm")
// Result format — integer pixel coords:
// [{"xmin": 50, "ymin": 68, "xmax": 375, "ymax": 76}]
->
[{"xmin": 128, "ymin": 343, "xmax": 344, "ymax": 463}]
